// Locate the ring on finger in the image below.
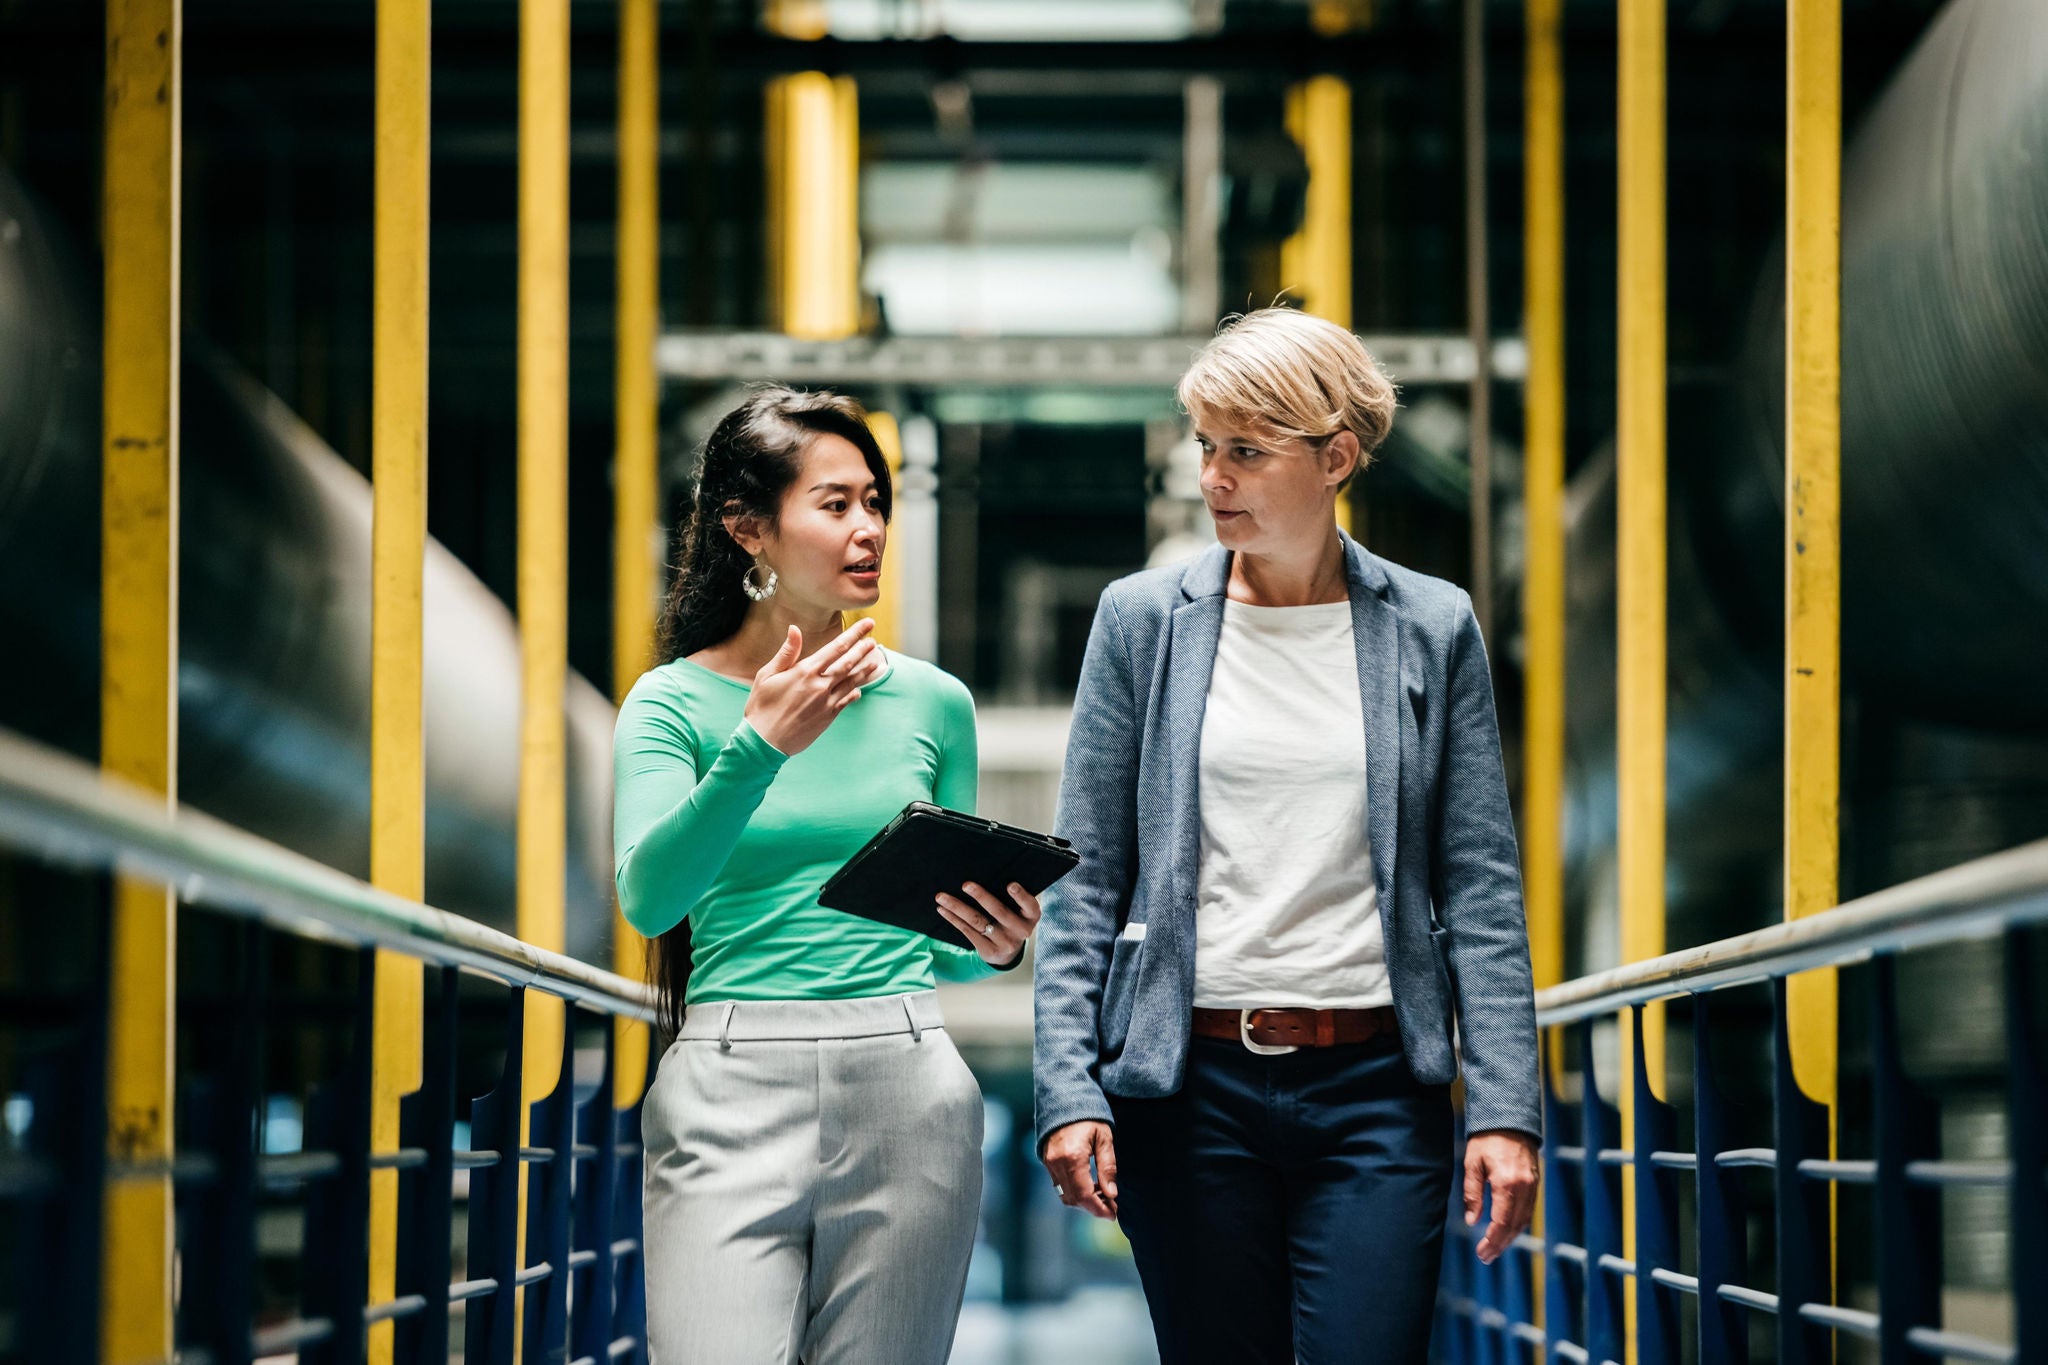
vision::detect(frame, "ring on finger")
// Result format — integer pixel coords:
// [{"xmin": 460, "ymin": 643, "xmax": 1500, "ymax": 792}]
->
[{"xmin": 979, "ymin": 921, "xmax": 997, "ymax": 938}]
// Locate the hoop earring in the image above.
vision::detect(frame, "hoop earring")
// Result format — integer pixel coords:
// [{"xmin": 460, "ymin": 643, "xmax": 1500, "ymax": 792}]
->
[{"xmin": 741, "ymin": 563, "xmax": 779, "ymax": 602}]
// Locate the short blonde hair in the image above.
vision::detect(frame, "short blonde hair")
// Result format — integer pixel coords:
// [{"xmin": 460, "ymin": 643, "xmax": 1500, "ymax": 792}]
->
[{"xmin": 1177, "ymin": 308, "xmax": 1398, "ymax": 479}]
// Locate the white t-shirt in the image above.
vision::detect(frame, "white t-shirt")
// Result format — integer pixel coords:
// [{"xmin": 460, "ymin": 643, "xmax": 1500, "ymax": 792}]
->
[{"xmin": 1192, "ymin": 599, "xmax": 1392, "ymax": 1010}]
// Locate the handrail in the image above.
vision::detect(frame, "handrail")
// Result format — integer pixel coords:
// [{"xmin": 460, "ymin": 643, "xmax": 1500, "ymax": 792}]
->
[
  {"xmin": 0, "ymin": 728, "xmax": 656, "ymax": 1024},
  {"xmin": 1533, "ymin": 837, "xmax": 2048, "ymax": 1026},
  {"xmin": 9, "ymin": 723, "xmax": 2046, "ymax": 1034}
]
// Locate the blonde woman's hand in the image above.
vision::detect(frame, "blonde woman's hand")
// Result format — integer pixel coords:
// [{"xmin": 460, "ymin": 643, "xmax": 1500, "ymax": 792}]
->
[
  {"xmin": 935, "ymin": 881, "xmax": 1041, "ymax": 968},
  {"xmin": 743, "ymin": 619, "xmax": 886, "ymax": 756},
  {"xmin": 1040, "ymin": 1120, "xmax": 1118, "ymax": 1220}
]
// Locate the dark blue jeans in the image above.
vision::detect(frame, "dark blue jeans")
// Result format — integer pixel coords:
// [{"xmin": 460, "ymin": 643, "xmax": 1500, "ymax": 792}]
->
[{"xmin": 1110, "ymin": 1032, "xmax": 1455, "ymax": 1365}]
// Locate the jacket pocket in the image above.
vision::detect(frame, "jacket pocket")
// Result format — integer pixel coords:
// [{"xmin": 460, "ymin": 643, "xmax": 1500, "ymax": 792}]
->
[
  {"xmin": 1099, "ymin": 934, "xmax": 1145, "ymax": 1056},
  {"xmin": 1428, "ymin": 920, "xmax": 1457, "ymax": 1024}
]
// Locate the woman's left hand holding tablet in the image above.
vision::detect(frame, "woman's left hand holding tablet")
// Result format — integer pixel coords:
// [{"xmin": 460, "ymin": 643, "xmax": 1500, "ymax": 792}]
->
[{"xmin": 935, "ymin": 882, "xmax": 1041, "ymax": 967}]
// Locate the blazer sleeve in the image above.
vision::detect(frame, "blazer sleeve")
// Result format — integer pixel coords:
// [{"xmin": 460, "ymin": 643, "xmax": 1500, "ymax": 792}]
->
[
  {"xmin": 1432, "ymin": 590, "xmax": 1543, "ymax": 1140},
  {"xmin": 1032, "ymin": 590, "xmax": 1143, "ymax": 1150}
]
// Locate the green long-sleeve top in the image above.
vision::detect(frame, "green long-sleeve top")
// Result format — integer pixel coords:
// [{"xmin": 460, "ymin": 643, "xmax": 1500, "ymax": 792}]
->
[{"xmin": 613, "ymin": 648, "xmax": 999, "ymax": 1002}]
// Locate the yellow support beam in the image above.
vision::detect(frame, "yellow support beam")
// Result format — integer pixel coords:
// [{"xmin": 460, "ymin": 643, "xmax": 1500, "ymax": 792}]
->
[
  {"xmin": 1281, "ymin": 74, "xmax": 1353, "ymax": 331},
  {"xmin": 1282, "ymin": 71, "xmax": 1353, "ymax": 536},
  {"xmin": 366, "ymin": 1, "xmax": 431, "ymax": 1358},
  {"xmin": 100, "ymin": 1, "xmax": 180, "ymax": 1357},
  {"xmin": 765, "ymin": 3, "xmax": 857, "ymax": 340},
  {"xmin": 768, "ymin": 70, "xmax": 861, "ymax": 340},
  {"xmin": 613, "ymin": 0, "xmax": 659, "ymax": 1106},
  {"xmin": 850, "ymin": 411, "xmax": 904, "ymax": 649},
  {"xmin": 1523, "ymin": 0, "xmax": 1565, "ymax": 1336},
  {"xmin": 1786, "ymin": 0, "xmax": 1843, "ymax": 1288},
  {"xmin": 1522, "ymin": 0, "xmax": 1566, "ymax": 1002},
  {"xmin": 1617, "ymin": 0, "xmax": 1667, "ymax": 1355},
  {"xmin": 519, "ymin": 0, "xmax": 570, "ymax": 1342}
]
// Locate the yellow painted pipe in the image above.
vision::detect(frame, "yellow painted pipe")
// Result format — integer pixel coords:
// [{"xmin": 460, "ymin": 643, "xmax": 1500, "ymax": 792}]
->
[
  {"xmin": 1617, "ymin": 0, "xmax": 1668, "ymax": 1355},
  {"xmin": 1282, "ymin": 71, "xmax": 1353, "ymax": 537},
  {"xmin": 1522, "ymin": 0, "xmax": 1565, "ymax": 1003},
  {"xmin": 1784, "ymin": 0, "xmax": 1842, "ymax": 1109},
  {"xmin": 770, "ymin": 71, "xmax": 861, "ymax": 341},
  {"xmin": 1281, "ymin": 75, "xmax": 1353, "ymax": 332},
  {"xmin": 365, "ymin": 1, "xmax": 431, "ymax": 1357},
  {"xmin": 1522, "ymin": 0, "xmax": 1565, "ymax": 1333},
  {"xmin": 850, "ymin": 411, "xmax": 904, "ymax": 650},
  {"xmin": 518, "ymin": 0, "xmax": 570, "ymax": 1344},
  {"xmin": 100, "ymin": 1, "xmax": 181, "ymax": 1357},
  {"xmin": 1786, "ymin": 0, "xmax": 1843, "ymax": 1293},
  {"xmin": 613, "ymin": 0, "xmax": 659, "ymax": 1106}
]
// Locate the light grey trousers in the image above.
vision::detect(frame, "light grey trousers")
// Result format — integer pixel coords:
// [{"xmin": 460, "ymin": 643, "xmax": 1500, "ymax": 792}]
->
[{"xmin": 641, "ymin": 991, "xmax": 985, "ymax": 1365}]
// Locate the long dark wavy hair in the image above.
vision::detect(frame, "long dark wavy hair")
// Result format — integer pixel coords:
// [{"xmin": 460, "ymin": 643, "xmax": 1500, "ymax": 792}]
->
[{"xmin": 644, "ymin": 385, "xmax": 894, "ymax": 1035}]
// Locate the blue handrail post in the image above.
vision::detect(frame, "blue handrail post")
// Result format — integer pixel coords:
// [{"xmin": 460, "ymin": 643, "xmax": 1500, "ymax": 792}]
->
[
  {"xmin": 1693, "ymin": 992, "xmax": 1748, "ymax": 1365},
  {"xmin": 1582, "ymin": 1023, "xmax": 1626, "ymax": 1363},
  {"xmin": 183, "ymin": 919, "xmax": 264, "ymax": 1365},
  {"xmin": 465, "ymin": 985, "xmax": 527, "ymax": 1365},
  {"xmin": 570, "ymin": 1007, "xmax": 621, "ymax": 1361},
  {"xmin": 300, "ymin": 947, "xmax": 377, "ymax": 1365},
  {"xmin": 610, "ymin": 1043, "xmax": 654, "ymax": 1361},
  {"xmin": 1870, "ymin": 951, "xmax": 1938, "ymax": 1364},
  {"xmin": 395, "ymin": 963, "xmax": 460, "ymax": 1365},
  {"xmin": 1540, "ymin": 1026, "xmax": 1583, "ymax": 1354},
  {"xmin": 2006, "ymin": 927, "xmax": 2046, "ymax": 1363},
  {"xmin": 1771, "ymin": 977, "xmax": 1833, "ymax": 1365},
  {"xmin": 25, "ymin": 884, "xmax": 112, "ymax": 1365},
  {"xmin": 522, "ymin": 1010, "xmax": 578, "ymax": 1359},
  {"xmin": 1630, "ymin": 1005, "xmax": 1681, "ymax": 1365}
]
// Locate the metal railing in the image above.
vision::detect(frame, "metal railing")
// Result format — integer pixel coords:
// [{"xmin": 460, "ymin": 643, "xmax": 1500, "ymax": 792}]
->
[
  {"xmin": 0, "ymin": 728, "xmax": 654, "ymax": 1365},
  {"xmin": 1435, "ymin": 838, "xmax": 2048, "ymax": 1365}
]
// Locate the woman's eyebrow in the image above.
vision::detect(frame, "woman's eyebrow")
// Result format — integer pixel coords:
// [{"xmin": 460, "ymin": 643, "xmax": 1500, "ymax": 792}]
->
[{"xmin": 806, "ymin": 481, "xmax": 873, "ymax": 495}]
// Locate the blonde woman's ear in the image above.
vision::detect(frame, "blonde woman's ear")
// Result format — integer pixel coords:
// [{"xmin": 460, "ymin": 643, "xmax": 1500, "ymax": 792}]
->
[{"xmin": 1324, "ymin": 430, "xmax": 1363, "ymax": 487}]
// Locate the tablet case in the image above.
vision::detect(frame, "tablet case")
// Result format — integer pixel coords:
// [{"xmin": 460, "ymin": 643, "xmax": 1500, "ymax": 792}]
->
[{"xmin": 817, "ymin": 801, "xmax": 1081, "ymax": 949}]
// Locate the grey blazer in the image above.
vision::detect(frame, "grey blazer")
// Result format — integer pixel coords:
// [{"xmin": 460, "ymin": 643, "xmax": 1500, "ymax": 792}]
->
[{"xmin": 1032, "ymin": 533, "xmax": 1541, "ymax": 1147}]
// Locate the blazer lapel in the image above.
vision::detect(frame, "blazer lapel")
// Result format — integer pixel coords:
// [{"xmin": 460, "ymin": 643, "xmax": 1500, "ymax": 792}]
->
[
  {"xmin": 1344, "ymin": 534, "xmax": 1402, "ymax": 930},
  {"xmin": 1166, "ymin": 548, "xmax": 1229, "ymax": 897}
]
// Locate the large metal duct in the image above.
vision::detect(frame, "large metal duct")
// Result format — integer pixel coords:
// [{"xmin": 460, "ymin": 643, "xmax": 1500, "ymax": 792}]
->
[
  {"xmin": 0, "ymin": 168, "xmax": 617, "ymax": 965},
  {"xmin": 1556, "ymin": 0, "xmax": 2048, "ymax": 971},
  {"xmin": 1711, "ymin": 0, "xmax": 2048, "ymax": 725}
]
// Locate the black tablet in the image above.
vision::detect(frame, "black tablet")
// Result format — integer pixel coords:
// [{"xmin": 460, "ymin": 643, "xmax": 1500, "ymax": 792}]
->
[{"xmin": 817, "ymin": 801, "xmax": 1080, "ymax": 949}]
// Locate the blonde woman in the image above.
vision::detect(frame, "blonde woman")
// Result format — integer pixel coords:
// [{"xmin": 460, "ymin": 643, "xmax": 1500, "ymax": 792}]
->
[{"xmin": 1032, "ymin": 308, "xmax": 1539, "ymax": 1364}]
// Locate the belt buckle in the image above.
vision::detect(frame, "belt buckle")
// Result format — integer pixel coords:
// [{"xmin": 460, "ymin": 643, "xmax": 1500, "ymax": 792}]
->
[{"xmin": 1239, "ymin": 1008, "xmax": 1300, "ymax": 1056}]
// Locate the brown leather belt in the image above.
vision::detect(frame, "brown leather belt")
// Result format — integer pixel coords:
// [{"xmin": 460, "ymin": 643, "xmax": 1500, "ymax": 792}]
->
[{"xmin": 1191, "ymin": 1005, "xmax": 1397, "ymax": 1051}]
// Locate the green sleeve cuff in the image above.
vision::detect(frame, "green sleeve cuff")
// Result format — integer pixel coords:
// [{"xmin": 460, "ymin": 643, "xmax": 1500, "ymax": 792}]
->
[{"xmin": 728, "ymin": 717, "xmax": 791, "ymax": 772}]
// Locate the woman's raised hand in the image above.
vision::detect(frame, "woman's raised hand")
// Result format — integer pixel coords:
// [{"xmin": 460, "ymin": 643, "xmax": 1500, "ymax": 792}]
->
[
  {"xmin": 935, "ymin": 882, "xmax": 1042, "ymax": 968},
  {"xmin": 744, "ymin": 618, "xmax": 886, "ymax": 756}
]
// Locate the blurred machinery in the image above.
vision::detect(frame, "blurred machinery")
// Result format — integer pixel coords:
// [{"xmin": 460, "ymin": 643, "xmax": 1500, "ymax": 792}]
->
[{"xmin": 0, "ymin": 168, "xmax": 618, "ymax": 963}]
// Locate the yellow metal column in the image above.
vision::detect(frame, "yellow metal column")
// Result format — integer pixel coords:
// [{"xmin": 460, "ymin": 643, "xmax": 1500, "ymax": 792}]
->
[
  {"xmin": 613, "ymin": 0, "xmax": 659, "ymax": 1105},
  {"xmin": 1281, "ymin": 74, "xmax": 1352, "ymax": 531},
  {"xmin": 100, "ymin": 1, "xmax": 180, "ymax": 1358},
  {"xmin": 852, "ymin": 410, "xmax": 904, "ymax": 649},
  {"xmin": 518, "ymin": 0, "xmax": 570, "ymax": 1340},
  {"xmin": 1522, "ymin": 0, "xmax": 1565, "ymax": 1333},
  {"xmin": 1281, "ymin": 75, "xmax": 1353, "ymax": 329},
  {"xmin": 768, "ymin": 75, "xmax": 861, "ymax": 340},
  {"xmin": 366, "ymin": 1, "xmax": 430, "ymax": 1357},
  {"xmin": 1617, "ymin": 0, "xmax": 1667, "ymax": 1356},
  {"xmin": 1521, "ymin": 0, "xmax": 1565, "ymax": 1003},
  {"xmin": 1786, "ymin": 0, "xmax": 1842, "ymax": 1270}
]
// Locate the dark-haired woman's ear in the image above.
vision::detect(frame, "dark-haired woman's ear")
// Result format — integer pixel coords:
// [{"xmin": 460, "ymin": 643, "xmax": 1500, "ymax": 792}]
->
[{"xmin": 721, "ymin": 512, "xmax": 766, "ymax": 556}]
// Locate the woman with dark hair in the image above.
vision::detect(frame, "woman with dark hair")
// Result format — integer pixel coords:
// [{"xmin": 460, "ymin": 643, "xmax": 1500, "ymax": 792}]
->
[{"xmin": 613, "ymin": 386, "xmax": 1040, "ymax": 1364}]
